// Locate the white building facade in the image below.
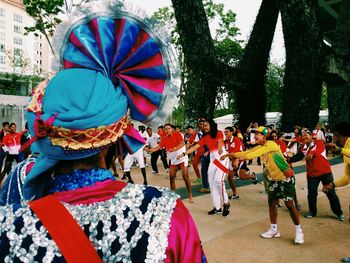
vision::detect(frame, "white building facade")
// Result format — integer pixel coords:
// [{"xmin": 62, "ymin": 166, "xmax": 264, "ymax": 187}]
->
[{"xmin": 0, "ymin": 0, "xmax": 52, "ymax": 75}]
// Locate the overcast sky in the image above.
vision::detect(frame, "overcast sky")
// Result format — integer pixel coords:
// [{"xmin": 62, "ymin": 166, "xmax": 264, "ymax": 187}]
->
[{"xmin": 131, "ymin": 0, "xmax": 285, "ymax": 64}]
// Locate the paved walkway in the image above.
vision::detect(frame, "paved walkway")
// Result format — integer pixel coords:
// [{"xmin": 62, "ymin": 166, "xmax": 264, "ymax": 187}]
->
[{"xmin": 120, "ymin": 156, "xmax": 350, "ymax": 263}]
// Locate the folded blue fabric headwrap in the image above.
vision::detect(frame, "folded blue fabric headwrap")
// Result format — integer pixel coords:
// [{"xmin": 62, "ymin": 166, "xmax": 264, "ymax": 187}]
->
[{"xmin": 23, "ymin": 68, "xmax": 128, "ymax": 200}]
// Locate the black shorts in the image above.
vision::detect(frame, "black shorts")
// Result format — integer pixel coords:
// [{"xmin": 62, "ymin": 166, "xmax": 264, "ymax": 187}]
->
[{"xmin": 6, "ymin": 154, "xmax": 19, "ymax": 163}]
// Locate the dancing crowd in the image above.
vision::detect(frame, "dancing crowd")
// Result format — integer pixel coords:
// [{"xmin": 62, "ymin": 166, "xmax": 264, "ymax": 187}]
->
[{"xmin": 0, "ymin": 3, "xmax": 349, "ymax": 261}]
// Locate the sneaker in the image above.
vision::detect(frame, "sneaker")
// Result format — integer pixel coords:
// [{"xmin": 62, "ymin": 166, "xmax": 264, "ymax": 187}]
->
[
  {"xmin": 121, "ymin": 174, "xmax": 127, "ymax": 180},
  {"xmin": 295, "ymin": 231, "xmax": 304, "ymax": 244},
  {"xmin": 229, "ymin": 195, "xmax": 239, "ymax": 199},
  {"xmin": 302, "ymin": 185, "xmax": 308, "ymax": 190},
  {"xmin": 341, "ymin": 257, "xmax": 350, "ymax": 263},
  {"xmin": 208, "ymin": 208, "xmax": 222, "ymax": 215},
  {"xmin": 261, "ymin": 228, "xmax": 280, "ymax": 239},
  {"xmin": 152, "ymin": 171, "xmax": 159, "ymax": 174},
  {"xmin": 276, "ymin": 203, "xmax": 283, "ymax": 208},
  {"xmin": 296, "ymin": 204, "xmax": 302, "ymax": 213},
  {"xmin": 143, "ymin": 181, "xmax": 148, "ymax": 186},
  {"xmin": 233, "ymin": 175, "xmax": 239, "ymax": 179},
  {"xmin": 304, "ymin": 211, "xmax": 315, "ymax": 218},
  {"xmin": 222, "ymin": 203, "xmax": 230, "ymax": 217},
  {"xmin": 193, "ymin": 178, "xmax": 201, "ymax": 184},
  {"xmin": 199, "ymin": 187, "xmax": 210, "ymax": 193},
  {"xmin": 128, "ymin": 179, "xmax": 134, "ymax": 184},
  {"xmin": 336, "ymin": 214, "xmax": 345, "ymax": 221},
  {"xmin": 252, "ymin": 172, "xmax": 258, "ymax": 184}
]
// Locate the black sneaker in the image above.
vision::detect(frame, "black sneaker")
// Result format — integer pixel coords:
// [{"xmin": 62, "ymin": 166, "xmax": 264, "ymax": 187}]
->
[
  {"xmin": 229, "ymin": 195, "xmax": 239, "ymax": 199},
  {"xmin": 252, "ymin": 172, "xmax": 258, "ymax": 184},
  {"xmin": 304, "ymin": 211, "xmax": 315, "ymax": 218},
  {"xmin": 222, "ymin": 203, "xmax": 231, "ymax": 217},
  {"xmin": 208, "ymin": 208, "xmax": 222, "ymax": 215}
]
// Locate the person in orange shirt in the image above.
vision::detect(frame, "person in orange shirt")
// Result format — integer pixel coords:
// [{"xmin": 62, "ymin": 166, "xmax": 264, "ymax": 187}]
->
[{"xmin": 148, "ymin": 123, "xmax": 193, "ymax": 203}]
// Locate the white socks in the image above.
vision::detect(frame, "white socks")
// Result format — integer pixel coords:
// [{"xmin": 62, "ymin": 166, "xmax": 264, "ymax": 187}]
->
[
  {"xmin": 294, "ymin": 224, "xmax": 302, "ymax": 232},
  {"xmin": 271, "ymin": 224, "xmax": 277, "ymax": 231}
]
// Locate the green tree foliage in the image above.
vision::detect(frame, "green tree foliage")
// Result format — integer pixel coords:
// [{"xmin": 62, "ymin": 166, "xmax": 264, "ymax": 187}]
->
[
  {"xmin": 265, "ymin": 63, "xmax": 284, "ymax": 112},
  {"xmin": 154, "ymin": 1, "xmax": 243, "ymax": 125},
  {"xmin": 23, "ymin": 0, "xmax": 64, "ymax": 54},
  {"xmin": 0, "ymin": 49, "xmax": 45, "ymax": 95}
]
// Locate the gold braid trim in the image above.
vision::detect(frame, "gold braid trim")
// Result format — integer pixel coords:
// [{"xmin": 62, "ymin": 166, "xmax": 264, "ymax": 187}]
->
[
  {"xmin": 49, "ymin": 116, "xmax": 128, "ymax": 150},
  {"xmin": 27, "ymin": 74, "xmax": 55, "ymax": 113}
]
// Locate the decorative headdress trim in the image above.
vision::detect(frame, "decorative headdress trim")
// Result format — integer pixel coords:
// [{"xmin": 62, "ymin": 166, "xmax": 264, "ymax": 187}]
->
[
  {"xmin": 27, "ymin": 75, "xmax": 55, "ymax": 114},
  {"xmin": 49, "ymin": 115, "xmax": 128, "ymax": 150}
]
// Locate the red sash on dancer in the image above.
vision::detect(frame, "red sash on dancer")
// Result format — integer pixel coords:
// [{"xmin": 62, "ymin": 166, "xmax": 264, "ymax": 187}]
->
[
  {"xmin": 29, "ymin": 195, "xmax": 103, "ymax": 263},
  {"xmin": 213, "ymin": 159, "xmax": 229, "ymax": 174}
]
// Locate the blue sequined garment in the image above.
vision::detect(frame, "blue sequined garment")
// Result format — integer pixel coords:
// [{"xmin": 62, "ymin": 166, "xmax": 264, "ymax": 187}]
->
[
  {"xmin": 46, "ymin": 168, "xmax": 116, "ymax": 193},
  {"xmin": 0, "ymin": 183, "xmax": 179, "ymax": 263},
  {"xmin": 0, "ymin": 156, "xmax": 37, "ymax": 206}
]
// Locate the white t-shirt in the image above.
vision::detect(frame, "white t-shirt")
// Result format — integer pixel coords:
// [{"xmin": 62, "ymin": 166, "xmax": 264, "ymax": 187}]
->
[{"xmin": 147, "ymin": 133, "xmax": 161, "ymax": 149}]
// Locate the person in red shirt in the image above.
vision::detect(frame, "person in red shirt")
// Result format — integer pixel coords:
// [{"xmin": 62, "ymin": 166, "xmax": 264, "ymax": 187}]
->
[
  {"xmin": 224, "ymin": 126, "xmax": 257, "ymax": 199},
  {"xmin": 179, "ymin": 119, "xmax": 230, "ymax": 216},
  {"xmin": 0, "ymin": 123, "xmax": 21, "ymax": 185},
  {"xmin": 186, "ymin": 124, "xmax": 202, "ymax": 184},
  {"xmin": 148, "ymin": 123, "xmax": 193, "ymax": 203},
  {"xmin": 288, "ymin": 130, "xmax": 343, "ymax": 220}
]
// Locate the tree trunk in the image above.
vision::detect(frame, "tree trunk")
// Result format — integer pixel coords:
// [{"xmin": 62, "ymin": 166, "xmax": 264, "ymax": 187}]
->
[
  {"xmin": 171, "ymin": 0, "xmax": 219, "ymax": 123},
  {"xmin": 326, "ymin": 0, "xmax": 350, "ymax": 128},
  {"xmin": 327, "ymin": 82, "xmax": 350, "ymax": 126},
  {"xmin": 280, "ymin": 0, "xmax": 324, "ymax": 131},
  {"xmin": 234, "ymin": 0, "xmax": 281, "ymax": 131}
]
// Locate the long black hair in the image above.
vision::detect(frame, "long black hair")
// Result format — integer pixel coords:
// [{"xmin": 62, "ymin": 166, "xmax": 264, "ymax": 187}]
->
[
  {"xmin": 334, "ymin": 122, "xmax": 350, "ymax": 137},
  {"xmin": 204, "ymin": 119, "xmax": 218, "ymax": 139}
]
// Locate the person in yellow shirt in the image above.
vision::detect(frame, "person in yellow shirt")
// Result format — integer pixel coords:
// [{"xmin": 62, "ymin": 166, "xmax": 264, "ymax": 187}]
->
[
  {"xmin": 221, "ymin": 126, "xmax": 304, "ymax": 244},
  {"xmin": 323, "ymin": 122, "xmax": 350, "ymax": 263},
  {"xmin": 323, "ymin": 122, "xmax": 350, "ymax": 191}
]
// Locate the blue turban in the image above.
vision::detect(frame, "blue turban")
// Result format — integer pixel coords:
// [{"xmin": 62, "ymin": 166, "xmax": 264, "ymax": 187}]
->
[{"xmin": 23, "ymin": 68, "xmax": 128, "ymax": 200}]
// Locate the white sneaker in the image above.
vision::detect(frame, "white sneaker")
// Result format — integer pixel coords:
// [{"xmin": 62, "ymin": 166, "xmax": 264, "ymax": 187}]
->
[
  {"xmin": 295, "ymin": 231, "xmax": 304, "ymax": 244},
  {"xmin": 261, "ymin": 228, "xmax": 280, "ymax": 239}
]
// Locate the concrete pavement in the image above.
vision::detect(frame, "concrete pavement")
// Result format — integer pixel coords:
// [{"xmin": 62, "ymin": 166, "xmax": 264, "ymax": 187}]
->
[{"xmin": 119, "ymin": 156, "xmax": 350, "ymax": 263}]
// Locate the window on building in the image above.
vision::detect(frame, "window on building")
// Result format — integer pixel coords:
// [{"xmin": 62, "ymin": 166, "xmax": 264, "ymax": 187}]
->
[
  {"xmin": 0, "ymin": 55, "xmax": 5, "ymax": 65},
  {"xmin": 14, "ymin": 25, "xmax": 22, "ymax": 34},
  {"xmin": 0, "ymin": 43, "xmax": 5, "ymax": 53},
  {"xmin": 14, "ymin": 48, "xmax": 22, "ymax": 56},
  {"xmin": 0, "ymin": 32, "xmax": 5, "ymax": 42},
  {"xmin": 0, "ymin": 20, "xmax": 5, "ymax": 30},
  {"xmin": 14, "ymin": 13, "xmax": 22, "ymax": 23},
  {"xmin": 0, "ymin": 8, "xmax": 5, "ymax": 18},
  {"xmin": 14, "ymin": 36, "xmax": 22, "ymax": 45}
]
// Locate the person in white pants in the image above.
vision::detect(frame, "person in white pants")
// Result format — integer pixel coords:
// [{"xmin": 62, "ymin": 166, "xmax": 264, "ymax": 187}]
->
[
  {"xmin": 178, "ymin": 119, "xmax": 230, "ymax": 216},
  {"xmin": 123, "ymin": 144, "xmax": 148, "ymax": 185}
]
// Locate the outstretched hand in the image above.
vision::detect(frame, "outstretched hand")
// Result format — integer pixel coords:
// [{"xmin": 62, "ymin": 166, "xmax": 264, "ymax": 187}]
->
[
  {"xmin": 220, "ymin": 154, "xmax": 228, "ymax": 160},
  {"xmin": 176, "ymin": 154, "xmax": 183, "ymax": 160},
  {"xmin": 326, "ymin": 143, "xmax": 340, "ymax": 153},
  {"xmin": 322, "ymin": 183, "xmax": 333, "ymax": 193}
]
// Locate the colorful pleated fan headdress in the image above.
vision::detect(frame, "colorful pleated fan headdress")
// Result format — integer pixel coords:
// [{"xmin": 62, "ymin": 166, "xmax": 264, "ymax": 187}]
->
[{"xmin": 23, "ymin": 0, "xmax": 180, "ymax": 200}]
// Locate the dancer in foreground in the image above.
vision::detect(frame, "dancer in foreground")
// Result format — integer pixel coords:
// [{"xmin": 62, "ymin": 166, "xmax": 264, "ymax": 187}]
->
[{"xmin": 221, "ymin": 126, "xmax": 304, "ymax": 244}]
